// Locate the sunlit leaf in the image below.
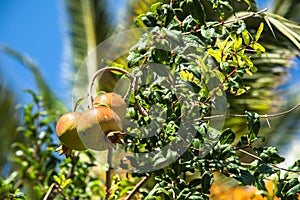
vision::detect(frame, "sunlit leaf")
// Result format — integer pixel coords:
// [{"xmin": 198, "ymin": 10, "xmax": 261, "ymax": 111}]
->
[{"xmin": 255, "ymin": 23, "xmax": 264, "ymax": 41}]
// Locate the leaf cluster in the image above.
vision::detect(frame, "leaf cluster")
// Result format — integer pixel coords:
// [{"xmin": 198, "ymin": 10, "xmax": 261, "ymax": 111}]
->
[{"xmin": 0, "ymin": 91, "xmax": 104, "ymax": 200}]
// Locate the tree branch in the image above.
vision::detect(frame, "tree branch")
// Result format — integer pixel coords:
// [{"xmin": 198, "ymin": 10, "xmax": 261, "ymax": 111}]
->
[
  {"xmin": 105, "ymin": 146, "xmax": 113, "ymax": 200},
  {"xmin": 183, "ymin": 8, "xmax": 268, "ymax": 35},
  {"xmin": 238, "ymin": 148, "xmax": 300, "ymax": 173},
  {"xmin": 125, "ymin": 174, "xmax": 151, "ymax": 200},
  {"xmin": 133, "ymin": 56, "xmax": 149, "ymax": 117},
  {"xmin": 87, "ymin": 67, "xmax": 134, "ymax": 108},
  {"xmin": 43, "ymin": 183, "xmax": 69, "ymax": 200},
  {"xmin": 195, "ymin": 102, "xmax": 300, "ymax": 121}
]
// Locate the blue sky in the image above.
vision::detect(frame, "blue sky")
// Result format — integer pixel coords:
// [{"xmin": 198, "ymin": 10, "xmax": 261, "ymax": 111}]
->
[
  {"xmin": 0, "ymin": 0, "xmax": 64, "ymax": 102},
  {"xmin": 0, "ymin": 0, "xmax": 125, "ymax": 104}
]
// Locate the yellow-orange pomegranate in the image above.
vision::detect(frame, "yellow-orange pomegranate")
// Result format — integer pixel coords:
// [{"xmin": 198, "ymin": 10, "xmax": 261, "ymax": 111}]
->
[{"xmin": 56, "ymin": 112, "xmax": 86, "ymax": 151}]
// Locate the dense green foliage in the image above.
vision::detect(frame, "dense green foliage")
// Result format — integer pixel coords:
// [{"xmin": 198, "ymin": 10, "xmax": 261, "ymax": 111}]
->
[
  {"xmin": 0, "ymin": 91, "xmax": 105, "ymax": 199},
  {"xmin": 119, "ymin": 0, "xmax": 300, "ymax": 199}
]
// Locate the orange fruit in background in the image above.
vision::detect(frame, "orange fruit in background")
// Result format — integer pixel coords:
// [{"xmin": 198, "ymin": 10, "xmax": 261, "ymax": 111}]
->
[{"xmin": 209, "ymin": 172, "xmax": 281, "ymax": 200}]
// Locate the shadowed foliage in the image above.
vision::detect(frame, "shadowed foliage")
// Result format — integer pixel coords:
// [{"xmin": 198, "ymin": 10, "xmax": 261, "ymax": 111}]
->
[{"xmin": 0, "ymin": 75, "xmax": 18, "ymax": 174}]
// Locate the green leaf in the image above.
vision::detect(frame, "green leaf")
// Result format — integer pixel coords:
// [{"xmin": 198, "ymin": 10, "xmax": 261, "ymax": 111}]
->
[
  {"xmin": 101, "ymin": 58, "xmax": 124, "ymax": 69},
  {"xmin": 186, "ymin": 65, "xmax": 202, "ymax": 80},
  {"xmin": 74, "ymin": 95, "xmax": 88, "ymax": 111},
  {"xmin": 201, "ymin": 172, "xmax": 213, "ymax": 194},
  {"xmin": 233, "ymin": 38, "xmax": 243, "ymax": 51},
  {"xmin": 189, "ymin": 195, "xmax": 205, "ymax": 200},
  {"xmin": 186, "ymin": 0, "xmax": 206, "ymax": 25},
  {"xmin": 150, "ymin": 2, "xmax": 163, "ymax": 13},
  {"xmin": 285, "ymin": 181, "xmax": 300, "ymax": 197},
  {"xmin": 245, "ymin": 111, "xmax": 260, "ymax": 141},
  {"xmin": 254, "ymin": 163, "xmax": 276, "ymax": 179},
  {"xmin": 223, "ymin": 40, "xmax": 235, "ymax": 53},
  {"xmin": 242, "ymin": 30, "xmax": 251, "ymax": 45},
  {"xmin": 141, "ymin": 12, "xmax": 157, "ymax": 27},
  {"xmin": 255, "ymin": 23, "xmax": 264, "ymax": 41},
  {"xmin": 135, "ymin": 14, "xmax": 146, "ymax": 27},
  {"xmin": 235, "ymin": 170, "xmax": 256, "ymax": 185},
  {"xmin": 282, "ymin": 178, "xmax": 300, "ymax": 196},
  {"xmin": 61, "ymin": 178, "xmax": 72, "ymax": 189},
  {"xmin": 192, "ymin": 138, "xmax": 202, "ymax": 149},
  {"xmin": 255, "ymin": 146, "xmax": 285, "ymax": 164},
  {"xmin": 33, "ymin": 186, "xmax": 42, "ymax": 200},
  {"xmin": 53, "ymin": 175, "xmax": 61, "ymax": 185},
  {"xmin": 11, "ymin": 189, "xmax": 27, "ymax": 200},
  {"xmin": 189, "ymin": 178, "xmax": 202, "ymax": 187},
  {"xmin": 242, "ymin": 55, "xmax": 254, "ymax": 68},
  {"xmin": 251, "ymin": 43, "xmax": 265, "ymax": 53},
  {"xmin": 250, "ymin": 65, "xmax": 258, "ymax": 73},
  {"xmin": 208, "ymin": 48, "xmax": 222, "ymax": 63},
  {"xmin": 219, "ymin": 128, "xmax": 235, "ymax": 144}
]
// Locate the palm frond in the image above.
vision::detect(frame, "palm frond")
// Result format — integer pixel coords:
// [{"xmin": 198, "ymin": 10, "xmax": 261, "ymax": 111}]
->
[
  {"xmin": 266, "ymin": 12, "xmax": 300, "ymax": 50},
  {"xmin": 0, "ymin": 77, "xmax": 18, "ymax": 174},
  {"xmin": 64, "ymin": 0, "xmax": 120, "ymax": 102},
  {"xmin": 271, "ymin": 0, "xmax": 300, "ymax": 22},
  {"xmin": 0, "ymin": 46, "xmax": 66, "ymax": 112},
  {"xmin": 65, "ymin": 0, "xmax": 113, "ymax": 72}
]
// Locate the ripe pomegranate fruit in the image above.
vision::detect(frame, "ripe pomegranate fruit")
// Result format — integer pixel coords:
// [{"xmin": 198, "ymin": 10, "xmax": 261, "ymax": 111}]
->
[
  {"xmin": 56, "ymin": 112, "xmax": 86, "ymax": 151},
  {"xmin": 77, "ymin": 106, "xmax": 122, "ymax": 151},
  {"xmin": 93, "ymin": 92, "xmax": 127, "ymax": 120}
]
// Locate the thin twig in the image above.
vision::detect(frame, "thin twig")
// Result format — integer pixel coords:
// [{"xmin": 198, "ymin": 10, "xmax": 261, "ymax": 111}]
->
[
  {"xmin": 125, "ymin": 174, "xmax": 151, "ymax": 200},
  {"xmin": 43, "ymin": 183, "xmax": 69, "ymax": 200},
  {"xmin": 133, "ymin": 77, "xmax": 148, "ymax": 117},
  {"xmin": 213, "ymin": 8, "xmax": 268, "ymax": 27},
  {"xmin": 133, "ymin": 56, "xmax": 149, "ymax": 117},
  {"xmin": 258, "ymin": 102, "xmax": 300, "ymax": 118},
  {"xmin": 170, "ymin": 0, "xmax": 174, "ymax": 7},
  {"xmin": 87, "ymin": 66, "xmax": 147, "ymax": 117},
  {"xmin": 196, "ymin": 102, "xmax": 300, "ymax": 121},
  {"xmin": 105, "ymin": 146, "xmax": 113, "ymax": 200},
  {"xmin": 87, "ymin": 67, "xmax": 134, "ymax": 108},
  {"xmin": 183, "ymin": 8, "xmax": 268, "ymax": 35},
  {"xmin": 238, "ymin": 149, "xmax": 300, "ymax": 173},
  {"xmin": 43, "ymin": 183, "xmax": 56, "ymax": 200}
]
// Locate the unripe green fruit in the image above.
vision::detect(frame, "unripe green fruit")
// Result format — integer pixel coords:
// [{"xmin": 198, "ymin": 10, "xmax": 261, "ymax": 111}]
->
[
  {"xmin": 77, "ymin": 106, "xmax": 122, "ymax": 151},
  {"xmin": 93, "ymin": 92, "xmax": 127, "ymax": 120},
  {"xmin": 56, "ymin": 112, "xmax": 86, "ymax": 151}
]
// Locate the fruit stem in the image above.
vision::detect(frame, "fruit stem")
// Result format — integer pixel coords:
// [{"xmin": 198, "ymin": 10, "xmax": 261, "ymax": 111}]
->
[
  {"xmin": 105, "ymin": 146, "xmax": 113, "ymax": 200},
  {"xmin": 88, "ymin": 67, "xmax": 134, "ymax": 108},
  {"xmin": 87, "ymin": 66, "xmax": 149, "ymax": 117}
]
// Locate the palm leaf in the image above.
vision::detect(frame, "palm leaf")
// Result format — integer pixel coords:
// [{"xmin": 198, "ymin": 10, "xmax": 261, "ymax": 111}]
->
[
  {"xmin": 64, "ymin": 0, "xmax": 119, "ymax": 99},
  {"xmin": 1, "ymin": 46, "xmax": 66, "ymax": 112},
  {"xmin": 0, "ymin": 77, "xmax": 18, "ymax": 174},
  {"xmin": 266, "ymin": 13, "xmax": 300, "ymax": 49},
  {"xmin": 271, "ymin": 0, "xmax": 300, "ymax": 22}
]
